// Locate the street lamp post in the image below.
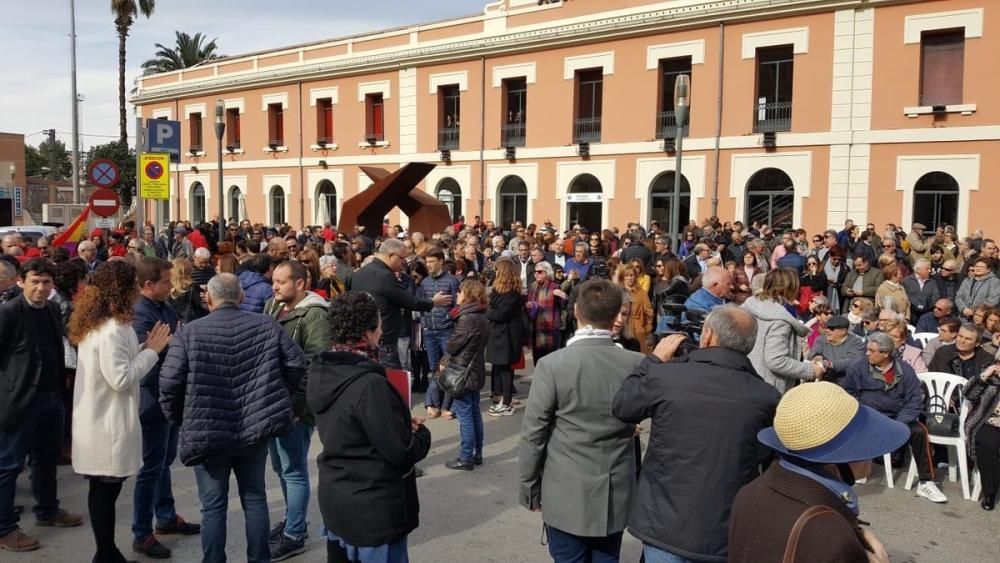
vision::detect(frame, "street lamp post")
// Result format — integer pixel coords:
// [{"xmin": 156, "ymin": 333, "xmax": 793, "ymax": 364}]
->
[
  {"xmin": 670, "ymin": 74, "xmax": 690, "ymax": 252},
  {"xmin": 214, "ymin": 100, "xmax": 225, "ymax": 244}
]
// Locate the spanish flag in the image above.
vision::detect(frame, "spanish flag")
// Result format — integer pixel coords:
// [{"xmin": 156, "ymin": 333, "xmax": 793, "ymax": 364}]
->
[{"xmin": 53, "ymin": 204, "xmax": 92, "ymax": 247}]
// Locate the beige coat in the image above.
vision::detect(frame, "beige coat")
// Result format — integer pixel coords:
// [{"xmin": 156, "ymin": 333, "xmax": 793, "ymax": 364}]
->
[{"xmin": 72, "ymin": 319, "xmax": 159, "ymax": 478}]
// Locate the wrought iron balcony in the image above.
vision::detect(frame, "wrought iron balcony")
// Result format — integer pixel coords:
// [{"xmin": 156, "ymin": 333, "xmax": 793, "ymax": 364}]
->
[
  {"xmin": 365, "ymin": 132, "xmax": 385, "ymax": 144},
  {"xmin": 573, "ymin": 117, "xmax": 601, "ymax": 143},
  {"xmin": 316, "ymin": 136, "xmax": 332, "ymax": 146},
  {"xmin": 188, "ymin": 144, "xmax": 203, "ymax": 153},
  {"xmin": 438, "ymin": 127, "xmax": 460, "ymax": 150},
  {"xmin": 268, "ymin": 139, "xmax": 284, "ymax": 149},
  {"xmin": 752, "ymin": 101, "xmax": 792, "ymax": 133},
  {"xmin": 654, "ymin": 111, "xmax": 689, "ymax": 140},
  {"xmin": 501, "ymin": 123, "xmax": 526, "ymax": 147},
  {"xmin": 225, "ymin": 140, "xmax": 241, "ymax": 152}
]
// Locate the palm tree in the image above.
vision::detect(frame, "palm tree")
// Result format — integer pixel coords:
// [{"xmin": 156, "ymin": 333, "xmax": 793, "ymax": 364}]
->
[
  {"xmin": 142, "ymin": 32, "xmax": 224, "ymax": 75},
  {"xmin": 112, "ymin": 0, "xmax": 156, "ymax": 146}
]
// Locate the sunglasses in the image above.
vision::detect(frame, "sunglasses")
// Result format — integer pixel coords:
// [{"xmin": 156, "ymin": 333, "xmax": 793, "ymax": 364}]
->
[
  {"xmin": 882, "ymin": 245, "xmax": 893, "ymax": 248},
  {"xmin": 812, "ymin": 239, "xmax": 822, "ymax": 243},
  {"xmin": 851, "ymin": 303, "xmax": 862, "ymax": 309}
]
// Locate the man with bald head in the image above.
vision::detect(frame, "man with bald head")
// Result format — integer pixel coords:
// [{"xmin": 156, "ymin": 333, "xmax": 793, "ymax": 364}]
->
[
  {"xmin": 684, "ymin": 266, "xmax": 732, "ymax": 313},
  {"xmin": 268, "ymin": 238, "xmax": 289, "ymax": 263},
  {"xmin": 613, "ymin": 305, "xmax": 779, "ymax": 562},
  {"xmin": 1, "ymin": 235, "xmax": 22, "ymax": 257},
  {"xmin": 933, "ymin": 259, "xmax": 961, "ymax": 300}
]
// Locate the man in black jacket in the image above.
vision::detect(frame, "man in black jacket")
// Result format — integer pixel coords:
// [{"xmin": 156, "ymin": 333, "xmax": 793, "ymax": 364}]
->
[
  {"xmin": 159, "ymin": 273, "xmax": 305, "ymax": 563},
  {"xmin": 928, "ymin": 322, "xmax": 994, "ymax": 379},
  {"xmin": 0, "ymin": 259, "xmax": 83, "ymax": 553},
  {"xmin": 349, "ymin": 239, "xmax": 451, "ymax": 368},
  {"xmin": 613, "ymin": 305, "xmax": 780, "ymax": 563}
]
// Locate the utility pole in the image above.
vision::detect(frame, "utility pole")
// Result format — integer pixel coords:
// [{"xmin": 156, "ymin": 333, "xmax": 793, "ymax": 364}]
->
[{"xmin": 70, "ymin": 0, "xmax": 81, "ymax": 203}]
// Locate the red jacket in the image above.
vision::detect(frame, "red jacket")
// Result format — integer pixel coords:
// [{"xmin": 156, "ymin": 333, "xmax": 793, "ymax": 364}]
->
[{"xmin": 188, "ymin": 229, "xmax": 208, "ymax": 250}]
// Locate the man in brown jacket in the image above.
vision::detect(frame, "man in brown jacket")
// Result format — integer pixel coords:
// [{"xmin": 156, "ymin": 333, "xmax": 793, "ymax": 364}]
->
[{"xmin": 728, "ymin": 382, "xmax": 908, "ymax": 563}]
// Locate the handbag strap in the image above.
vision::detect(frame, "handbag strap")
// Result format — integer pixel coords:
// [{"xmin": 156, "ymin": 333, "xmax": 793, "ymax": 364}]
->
[{"xmin": 782, "ymin": 505, "xmax": 838, "ymax": 563}]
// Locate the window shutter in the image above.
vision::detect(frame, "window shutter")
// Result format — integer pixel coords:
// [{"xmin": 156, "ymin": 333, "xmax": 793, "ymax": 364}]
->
[{"xmin": 920, "ymin": 31, "xmax": 964, "ymax": 106}]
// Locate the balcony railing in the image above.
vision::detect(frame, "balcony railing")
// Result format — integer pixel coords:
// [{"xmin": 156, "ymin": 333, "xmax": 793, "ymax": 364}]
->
[
  {"xmin": 365, "ymin": 131, "xmax": 385, "ymax": 144},
  {"xmin": 654, "ymin": 111, "xmax": 689, "ymax": 140},
  {"xmin": 438, "ymin": 127, "xmax": 460, "ymax": 150},
  {"xmin": 501, "ymin": 123, "xmax": 526, "ymax": 147},
  {"xmin": 268, "ymin": 139, "xmax": 284, "ymax": 148},
  {"xmin": 316, "ymin": 136, "xmax": 332, "ymax": 146},
  {"xmin": 573, "ymin": 117, "xmax": 602, "ymax": 143},
  {"xmin": 188, "ymin": 144, "xmax": 203, "ymax": 153},
  {"xmin": 753, "ymin": 101, "xmax": 792, "ymax": 133},
  {"xmin": 225, "ymin": 140, "xmax": 241, "ymax": 151}
]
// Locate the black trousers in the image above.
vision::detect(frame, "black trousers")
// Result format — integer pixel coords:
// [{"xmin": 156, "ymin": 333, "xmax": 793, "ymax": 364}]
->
[
  {"xmin": 975, "ymin": 424, "xmax": 1000, "ymax": 497},
  {"xmin": 493, "ymin": 364, "xmax": 514, "ymax": 405},
  {"xmin": 88, "ymin": 477, "xmax": 126, "ymax": 563},
  {"xmin": 908, "ymin": 421, "xmax": 936, "ymax": 482}
]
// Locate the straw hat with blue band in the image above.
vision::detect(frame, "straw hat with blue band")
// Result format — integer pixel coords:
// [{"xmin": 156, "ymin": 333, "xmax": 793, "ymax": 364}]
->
[{"xmin": 758, "ymin": 382, "xmax": 910, "ymax": 464}]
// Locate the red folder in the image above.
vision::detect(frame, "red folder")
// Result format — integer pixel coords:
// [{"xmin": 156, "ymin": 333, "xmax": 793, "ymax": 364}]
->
[{"xmin": 386, "ymin": 369, "xmax": 412, "ymax": 409}]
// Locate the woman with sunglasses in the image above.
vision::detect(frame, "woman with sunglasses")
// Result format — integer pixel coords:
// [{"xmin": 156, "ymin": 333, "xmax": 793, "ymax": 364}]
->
[
  {"xmin": 652, "ymin": 259, "xmax": 690, "ymax": 330},
  {"xmin": 677, "ymin": 231, "xmax": 697, "ymax": 258},
  {"xmin": 797, "ymin": 256, "xmax": 828, "ymax": 316}
]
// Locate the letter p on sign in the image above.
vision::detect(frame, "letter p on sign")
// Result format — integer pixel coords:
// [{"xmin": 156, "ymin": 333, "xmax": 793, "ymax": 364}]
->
[{"xmin": 146, "ymin": 118, "xmax": 181, "ymax": 163}]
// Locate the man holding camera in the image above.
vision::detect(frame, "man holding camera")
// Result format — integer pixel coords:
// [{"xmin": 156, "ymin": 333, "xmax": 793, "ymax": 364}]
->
[{"xmin": 612, "ymin": 305, "xmax": 780, "ymax": 562}]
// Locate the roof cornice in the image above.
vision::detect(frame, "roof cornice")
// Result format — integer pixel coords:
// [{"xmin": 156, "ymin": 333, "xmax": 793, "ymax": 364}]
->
[{"xmin": 133, "ymin": 0, "xmax": 901, "ymax": 105}]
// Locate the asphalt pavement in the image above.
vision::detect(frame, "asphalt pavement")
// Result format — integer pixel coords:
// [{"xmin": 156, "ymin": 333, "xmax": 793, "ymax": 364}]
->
[{"xmin": 12, "ymin": 371, "xmax": 1000, "ymax": 562}]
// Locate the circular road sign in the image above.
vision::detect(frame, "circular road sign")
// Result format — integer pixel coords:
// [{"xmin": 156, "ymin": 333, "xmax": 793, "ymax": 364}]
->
[
  {"xmin": 87, "ymin": 159, "xmax": 120, "ymax": 189},
  {"xmin": 89, "ymin": 188, "xmax": 121, "ymax": 218},
  {"xmin": 144, "ymin": 159, "xmax": 165, "ymax": 181}
]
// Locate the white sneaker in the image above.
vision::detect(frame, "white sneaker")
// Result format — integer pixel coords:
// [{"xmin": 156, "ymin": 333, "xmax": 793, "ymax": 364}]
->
[
  {"xmin": 489, "ymin": 405, "xmax": 514, "ymax": 417},
  {"xmin": 854, "ymin": 477, "xmax": 867, "ymax": 485},
  {"xmin": 917, "ymin": 481, "xmax": 948, "ymax": 503},
  {"xmin": 489, "ymin": 403, "xmax": 506, "ymax": 413}
]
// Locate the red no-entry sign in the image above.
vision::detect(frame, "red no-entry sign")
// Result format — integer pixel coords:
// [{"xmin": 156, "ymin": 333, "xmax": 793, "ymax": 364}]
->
[{"xmin": 89, "ymin": 188, "xmax": 121, "ymax": 218}]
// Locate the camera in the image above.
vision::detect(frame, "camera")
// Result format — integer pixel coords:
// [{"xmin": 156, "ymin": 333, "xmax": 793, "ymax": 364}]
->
[{"xmin": 652, "ymin": 305, "xmax": 705, "ymax": 357}]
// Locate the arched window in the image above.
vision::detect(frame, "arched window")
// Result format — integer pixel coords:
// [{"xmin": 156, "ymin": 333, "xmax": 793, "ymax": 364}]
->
[
  {"xmin": 497, "ymin": 176, "xmax": 528, "ymax": 229},
  {"xmin": 270, "ymin": 185, "xmax": 285, "ymax": 226},
  {"xmin": 228, "ymin": 186, "xmax": 243, "ymax": 222},
  {"xmin": 745, "ymin": 168, "xmax": 794, "ymax": 232},
  {"xmin": 436, "ymin": 178, "xmax": 462, "ymax": 222},
  {"xmin": 316, "ymin": 180, "xmax": 337, "ymax": 226},
  {"xmin": 190, "ymin": 182, "xmax": 206, "ymax": 224},
  {"xmin": 566, "ymin": 173, "xmax": 603, "ymax": 233},
  {"xmin": 913, "ymin": 172, "xmax": 958, "ymax": 231},
  {"xmin": 649, "ymin": 172, "xmax": 691, "ymax": 238}
]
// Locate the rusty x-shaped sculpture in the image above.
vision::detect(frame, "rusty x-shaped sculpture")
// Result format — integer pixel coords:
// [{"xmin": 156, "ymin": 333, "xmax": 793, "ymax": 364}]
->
[{"xmin": 337, "ymin": 163, "xmax": 452, "ymax": 238}]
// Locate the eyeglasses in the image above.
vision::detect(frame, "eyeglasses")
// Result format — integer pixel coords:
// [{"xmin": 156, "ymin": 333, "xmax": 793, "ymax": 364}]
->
[
  {"xmin": 812, "ymin": 239, "xmax": 822, "ymax": 243},
  {"xmin": 882, "ymin": 245, "xmax": 893, "ymax": 248},
  {"xmin": 942, "ymin": 267, "xmax": 955, "ymax": 272},
  {"xmin": 655, "ymin": 264, "xmax": 665, "ymax": 268}
]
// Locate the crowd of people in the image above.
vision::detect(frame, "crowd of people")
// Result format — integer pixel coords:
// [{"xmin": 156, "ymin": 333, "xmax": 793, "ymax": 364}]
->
[{"xmin": 1, "ymin": 212, "xmax": 1000, "ymax": 562}]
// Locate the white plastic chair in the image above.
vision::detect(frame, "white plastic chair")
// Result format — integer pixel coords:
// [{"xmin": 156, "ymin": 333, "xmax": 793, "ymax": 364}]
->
[
  {"xmin": 912, "ymin": 332, "xmax": 937, "ymax": 349},
  {"xmin": 903, "ymin": 372, "xmax": 972, "ymax": 500},
  {"xmin": 907, "ymin": 324, "xmax": 917, "ymax": 336}
]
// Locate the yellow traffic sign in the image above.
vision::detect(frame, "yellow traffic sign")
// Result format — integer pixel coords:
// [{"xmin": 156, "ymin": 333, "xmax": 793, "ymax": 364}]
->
[{"xmin": 139, "ymin": 153, "xmax": 170, "ymax": 200}]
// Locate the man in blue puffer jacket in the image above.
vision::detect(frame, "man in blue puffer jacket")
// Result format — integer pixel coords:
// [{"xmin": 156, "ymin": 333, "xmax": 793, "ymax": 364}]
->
[
  {"xmin": 160, "ymin": 273, "xmax": 306, "ymax": 563},
  {"xmin": 238, "ymin": 253, "xmax": 274, "ymax": 314}
]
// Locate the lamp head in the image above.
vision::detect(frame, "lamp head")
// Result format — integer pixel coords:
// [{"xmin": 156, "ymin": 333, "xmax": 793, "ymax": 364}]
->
[
  {"xmin": 215, "ymin": 99, "xmax": 224, "ymax": 124},
  {"xmin": 673, "ymin": 74, "xmax": 691, "ymax": 108}
]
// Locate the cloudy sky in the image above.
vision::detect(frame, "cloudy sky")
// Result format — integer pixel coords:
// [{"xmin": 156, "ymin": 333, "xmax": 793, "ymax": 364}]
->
[{"xmin": 1, "ymin": 0, "xmax": 488, "ymax": 150}]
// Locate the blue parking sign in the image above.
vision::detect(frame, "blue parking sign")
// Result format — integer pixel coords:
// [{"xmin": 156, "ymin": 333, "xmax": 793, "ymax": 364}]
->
[{"xmin": 146, "ymin": 119, "xmax": 181, "ymax": 163}]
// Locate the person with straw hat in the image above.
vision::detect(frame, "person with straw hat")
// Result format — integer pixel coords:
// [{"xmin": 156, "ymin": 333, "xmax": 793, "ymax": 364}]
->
[{"xmin": 728, "ymin": 382, "xmax": 909, "ymax": 563}]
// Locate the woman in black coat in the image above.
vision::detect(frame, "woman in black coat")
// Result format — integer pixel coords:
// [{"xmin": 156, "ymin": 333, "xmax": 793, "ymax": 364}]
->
[
  {"xmin": 442, "ymin": 280, "xmax": 490, "ymax": 471},
  {"xmin": 485, "ymin": 259, "xmax": 525, "ymax": 416},
  {"xmin": 307, "ymin": 292, "xmax": 431, "ymax": 562},
  {"xmin": 964, "ymin": 363, "xmax": 1000, "ymax": 511}
]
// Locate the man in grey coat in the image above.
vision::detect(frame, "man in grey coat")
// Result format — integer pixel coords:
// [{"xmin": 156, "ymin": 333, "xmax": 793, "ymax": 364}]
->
[
  {"xmin": 520, "ymin": 279, "xmax": 644, "ymax": 562},
  {"xmin": 809, "ymin": 315, "xmax": 867, "ymax": 382}
]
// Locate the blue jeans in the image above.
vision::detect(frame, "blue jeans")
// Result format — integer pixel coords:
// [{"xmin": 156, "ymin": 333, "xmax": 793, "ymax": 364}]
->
[
  {"xmin": 326, "ymin": 530, "xmax": 409, "ymax": 563},
  {"xmin": 423, "ymin": 328, "xmax": 453, "ymax": 409},
  {"xmin": 0, "ymin": 389, "xmax": 64, "ymax": 537},
  {"xmin": 268, "ymin": 422, "xmax": 314, "ymax": 540},
  {"xmin": 643, "ymin": 544, "xmax": 697, "ymax": 563},
  {"xmin": 193, "ymin": 445, "xmax": 270, "ymax": 563},
  {"xmin": 450, "ymin": 392, "xmax": 483, "ymax": 462},
  {"xmin": 546, "ymin": 525, "xmax": 622, "ymax": 563},
  {"xmin": 132, "ymin": 415, "xmax": 180, "ymax": 540}
]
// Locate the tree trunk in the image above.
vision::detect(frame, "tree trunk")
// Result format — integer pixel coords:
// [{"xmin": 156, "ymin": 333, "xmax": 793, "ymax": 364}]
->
[{"xmin": 117, "ymin": 18, "xmax": 130, "ymax": 147}]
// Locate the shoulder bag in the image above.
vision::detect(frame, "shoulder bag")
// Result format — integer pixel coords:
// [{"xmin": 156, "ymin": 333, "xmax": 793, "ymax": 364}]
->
[
  {"xmin": 435, "ymin": 350, "xmax": 479, "ymax": 395},
  {"xmin": 782, "ymin": 505, "xmax": 838, "ymax": 563}
]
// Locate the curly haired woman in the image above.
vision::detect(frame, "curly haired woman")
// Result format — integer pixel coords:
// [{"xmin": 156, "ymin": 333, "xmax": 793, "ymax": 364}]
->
[{"xmin": 69, "ymin": 260, "xmax": 172, "ymax": 563}]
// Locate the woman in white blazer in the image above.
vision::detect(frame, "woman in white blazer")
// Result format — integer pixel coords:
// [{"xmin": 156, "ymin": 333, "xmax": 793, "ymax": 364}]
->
[{"xmin": 68, "ymin": 260, "xmax": 171, "ymax": 563}]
